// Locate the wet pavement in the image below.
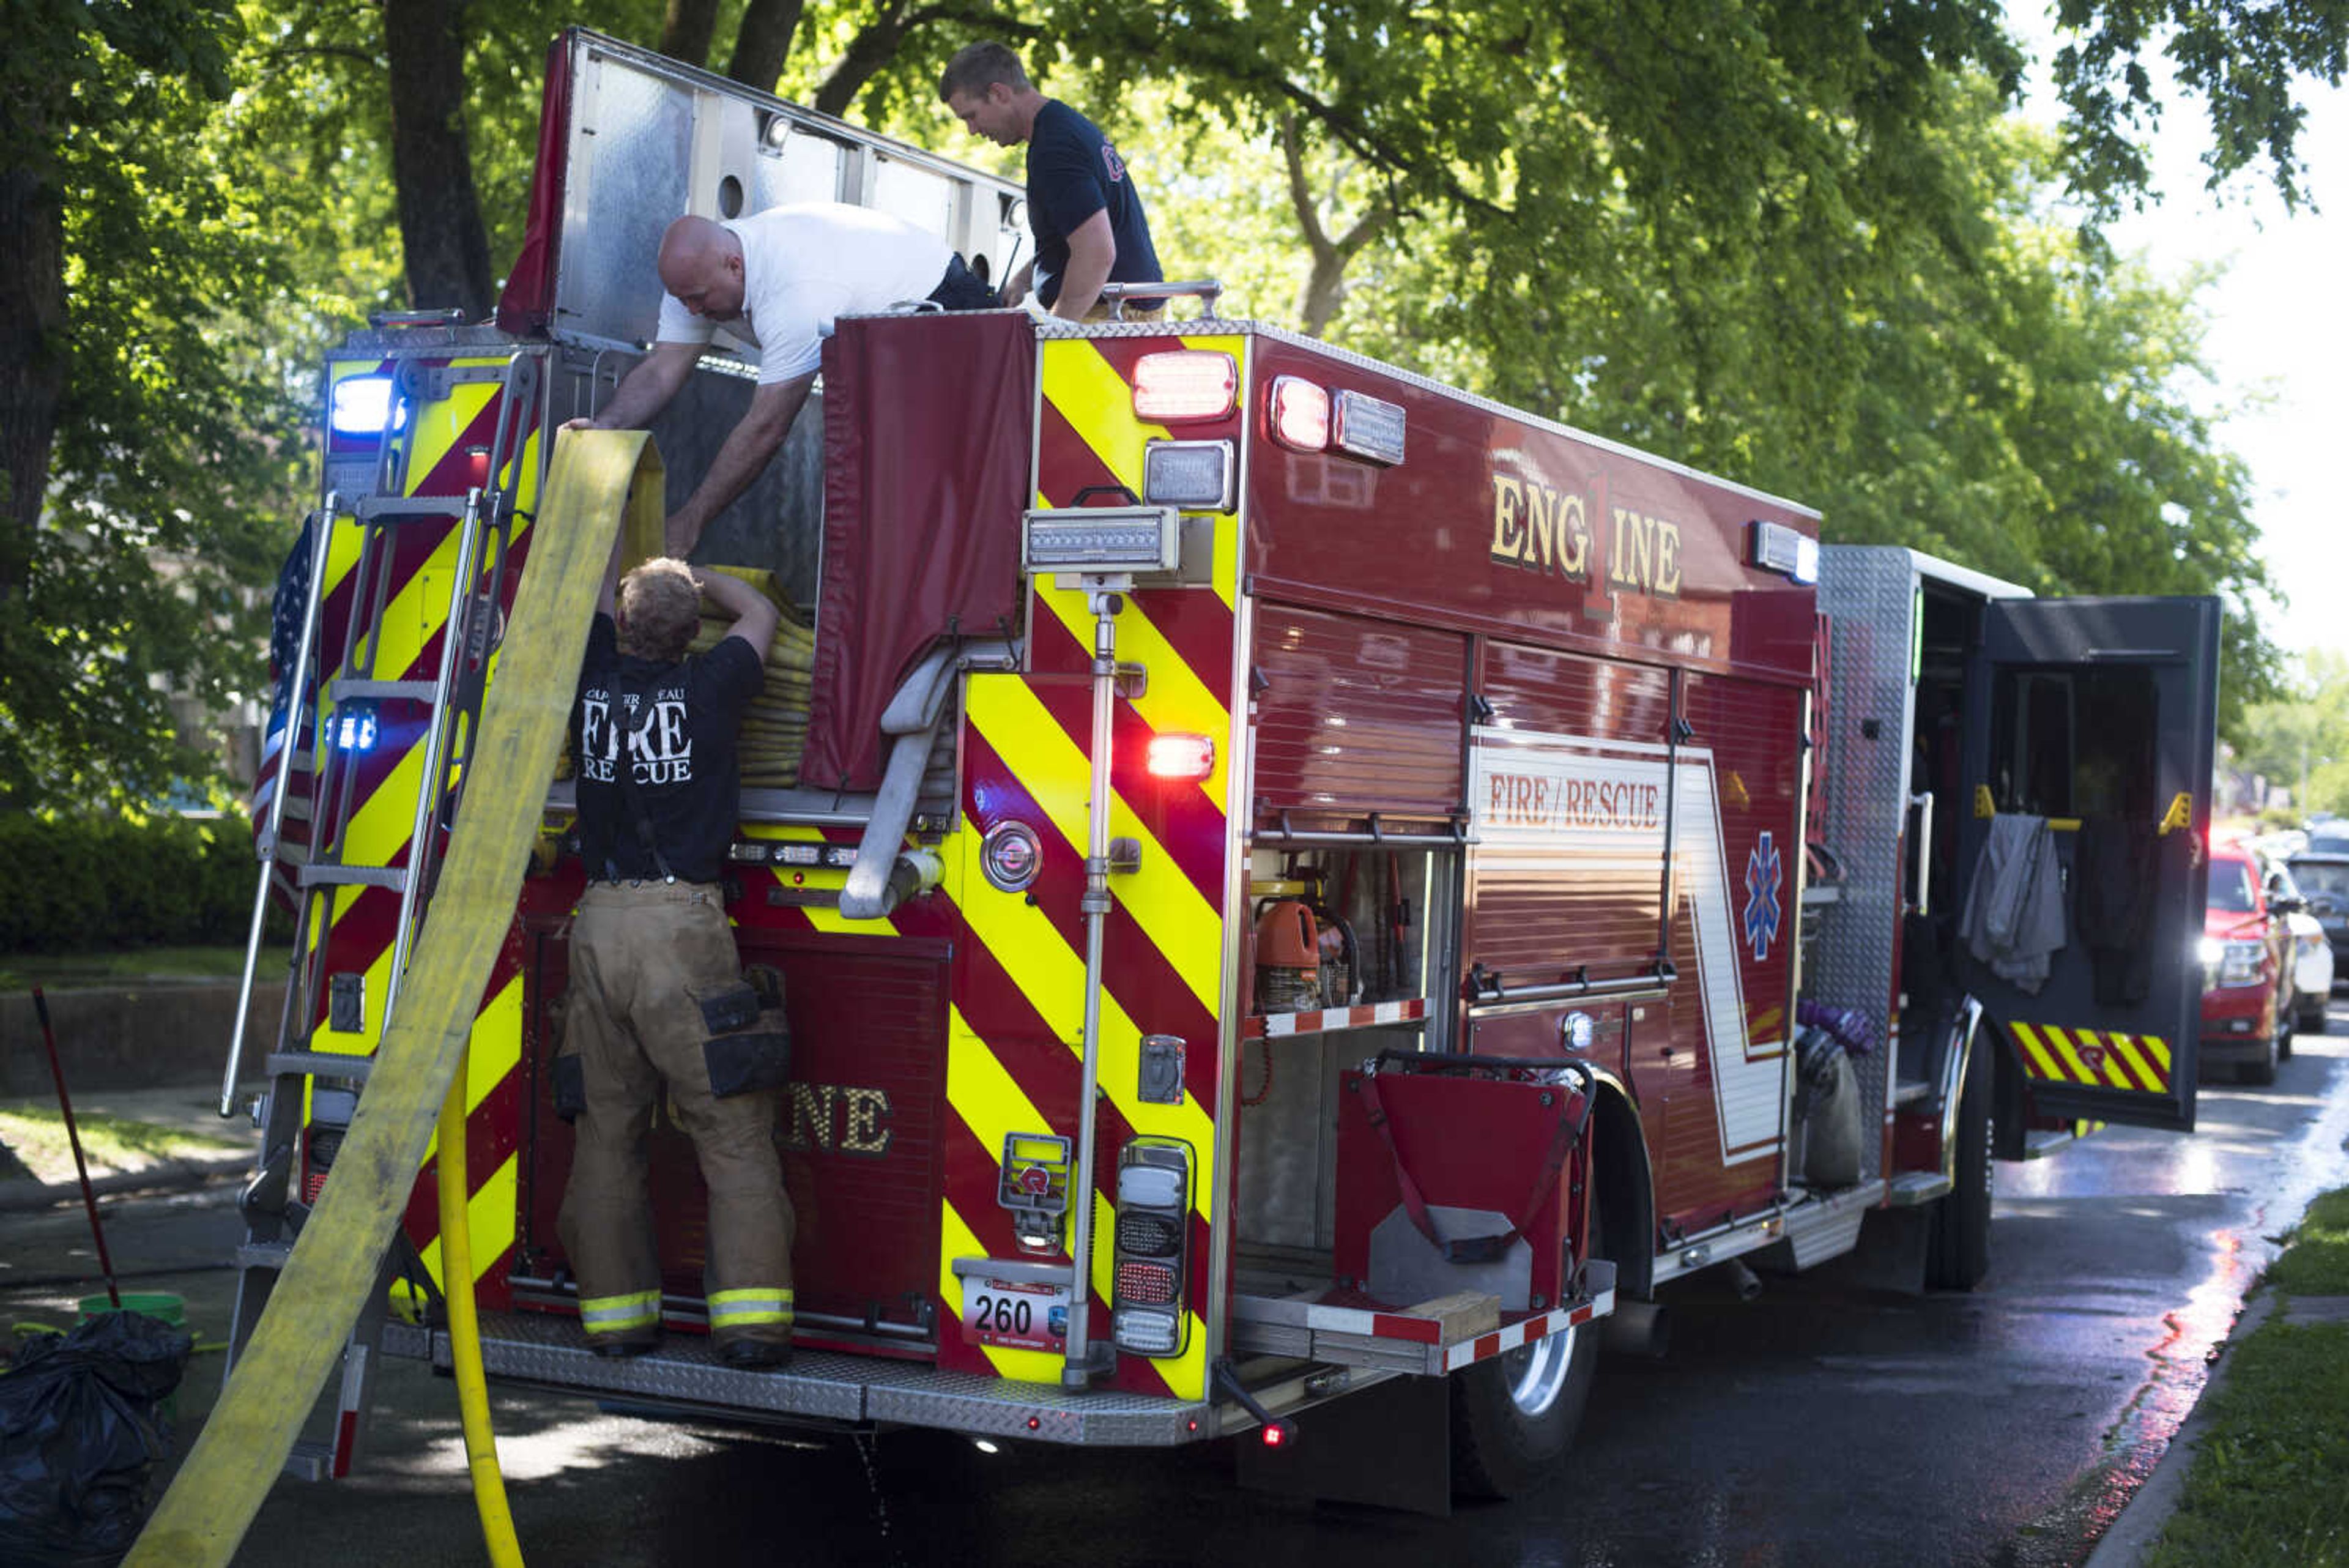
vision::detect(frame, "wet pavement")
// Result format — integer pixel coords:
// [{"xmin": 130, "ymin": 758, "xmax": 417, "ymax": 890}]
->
[{"xmin": 3, "ymin": 1003, "xmax": 2342, "ymax": 1566}]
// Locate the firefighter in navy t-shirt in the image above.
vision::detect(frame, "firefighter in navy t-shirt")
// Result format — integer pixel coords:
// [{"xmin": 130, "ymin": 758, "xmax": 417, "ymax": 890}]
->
[
  {"xmin": 555, "ymin": 540, "xmax": 798, "ymax": 1369},
  {"xmin": 940, "ymin": 42, "xmax": 1163, "ymax": 321}
]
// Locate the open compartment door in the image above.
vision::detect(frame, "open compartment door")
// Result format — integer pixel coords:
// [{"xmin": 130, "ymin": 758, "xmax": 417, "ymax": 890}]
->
[{"xmin": 1954, "ymin": 596, "xmax": 2219, "ymax": 1132}]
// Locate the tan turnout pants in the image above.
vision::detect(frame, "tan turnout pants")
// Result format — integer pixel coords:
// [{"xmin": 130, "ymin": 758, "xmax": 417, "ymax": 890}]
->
[{"xmin": 556, "ymin": 881, "xmax": 795, "ymax": 1351}]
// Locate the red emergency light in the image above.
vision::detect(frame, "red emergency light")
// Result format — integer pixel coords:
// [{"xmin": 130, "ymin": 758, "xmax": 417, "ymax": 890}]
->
[
  {"xmin": 1266, "ymin": 376, "xmax": 1329, "ymax": 452},
  {"xmin": 1133, "ymin": 351, "xmax": 1236, "ymax": 422}
]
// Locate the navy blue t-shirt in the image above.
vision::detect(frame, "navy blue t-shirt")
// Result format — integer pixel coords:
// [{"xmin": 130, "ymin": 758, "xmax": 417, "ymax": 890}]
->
[
  {"xmin": 573, "ymin": 614, "xmax": 763, "ymax": 885},
  {"xmin": 1025, "ymin": 100, "xmax": 1161, "ymax": 309}
]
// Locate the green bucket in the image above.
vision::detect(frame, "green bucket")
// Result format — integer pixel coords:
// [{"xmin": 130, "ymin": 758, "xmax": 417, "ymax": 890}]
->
[
  {"xmin": 76, "ymin": 1292, "xmax": 189, "ymax": 1427},
  {"xmin": 77, "ymin": 1291, "xmax": 185, "ymax": 1328}
]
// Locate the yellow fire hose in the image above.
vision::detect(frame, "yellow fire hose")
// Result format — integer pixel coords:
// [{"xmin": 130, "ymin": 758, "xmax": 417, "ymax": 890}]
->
[
  {"xmin": 130, "ymin": 431, "xmax": 667, "ymax": 1566},
  {"xmin": 440, "ymin": 1044, "xmax": 522, "ymax": 1567}
]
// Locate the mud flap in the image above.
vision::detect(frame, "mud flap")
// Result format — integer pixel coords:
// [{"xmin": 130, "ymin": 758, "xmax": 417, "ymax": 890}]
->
[{"xmin": 1234, "ymin": 1372, "xmax": 1453, "ymax": 1517}]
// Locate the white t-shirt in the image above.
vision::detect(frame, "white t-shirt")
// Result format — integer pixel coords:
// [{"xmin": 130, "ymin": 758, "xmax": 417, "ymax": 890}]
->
[{"xmin": 655, "ymin": 203, "xmax": 955, "ymax": 385}]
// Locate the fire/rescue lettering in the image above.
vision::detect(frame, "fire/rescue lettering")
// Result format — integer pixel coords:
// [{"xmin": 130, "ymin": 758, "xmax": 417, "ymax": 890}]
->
[
  {"xmin": 1606, "ymin": 507, "xmax": 1683, "ymax": 598},
  {"xmin": 1485, "ymin": 770, "xmax": 1662, "ymax": 833},
  {"xmin": 1488, "ymin": 475, "xmax": 1590, "ymax": 580},
  {"xmin": 781, "ymin": 1082, "xmax": 895, "ymax": 1156}
]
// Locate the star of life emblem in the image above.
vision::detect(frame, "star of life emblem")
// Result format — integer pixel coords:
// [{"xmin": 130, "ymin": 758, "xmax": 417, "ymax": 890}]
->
[{"xmin": 1743, "ymin": 831, "xmax": 1783, "ymax": 963}]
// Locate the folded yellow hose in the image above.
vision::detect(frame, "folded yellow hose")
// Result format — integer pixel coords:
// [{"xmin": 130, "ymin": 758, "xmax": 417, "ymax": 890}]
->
[{"xmin": 128, "ymin": 431, "xmax": 661, "ymax": 1566}]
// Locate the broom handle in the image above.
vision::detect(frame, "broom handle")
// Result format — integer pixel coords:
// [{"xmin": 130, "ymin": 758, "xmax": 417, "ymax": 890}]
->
[{"xmin": 31, "ymin": 986, "xmax": 121, "ymax": 1308}]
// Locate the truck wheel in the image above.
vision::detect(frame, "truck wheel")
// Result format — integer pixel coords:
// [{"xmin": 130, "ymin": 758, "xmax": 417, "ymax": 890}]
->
[
  {"xmin": 1450, "ymin": 1200, "xmax": 1603, "ymax": 1499},
  {"xmin": 1926, "ymin": 1032, "xmax": 1992, "ymax": 1291}
]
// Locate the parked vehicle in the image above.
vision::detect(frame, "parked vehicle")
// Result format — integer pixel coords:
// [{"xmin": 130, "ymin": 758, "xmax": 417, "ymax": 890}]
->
[
  {"xmin": 2264, "ymin": 860, "xmax": 2335, "ymax": 1033},
  {"xmin": 2200, "ymin": 846, "xmax": 2297, "ymax": 1083},
  {"xmin": 2288, "ymin": 841, "xmax": 2349, "ymax": 994}
]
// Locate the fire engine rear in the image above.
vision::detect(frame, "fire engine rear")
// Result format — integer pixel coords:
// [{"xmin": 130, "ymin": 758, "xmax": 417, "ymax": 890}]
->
[{"xmin": 218, "ymin": 28, "xmax": 2221, "ymax": 1509}]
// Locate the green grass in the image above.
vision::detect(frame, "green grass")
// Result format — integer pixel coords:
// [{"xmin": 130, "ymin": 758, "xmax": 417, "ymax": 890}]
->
[
  {"xmin": 0, "ymin": 945, "xmax": 291, "ymax": 993},
  {"xmin": 0, "ymin": 1107, "xmax": 247, "ymax": 1186},
  {"xmin": 2266, "ymin": 1187, "xmax": 2349, "ymax": 1296},
  {"xmin": 2145, "ymin": 1186, "xmax": 2349, "ymax": 1566}
]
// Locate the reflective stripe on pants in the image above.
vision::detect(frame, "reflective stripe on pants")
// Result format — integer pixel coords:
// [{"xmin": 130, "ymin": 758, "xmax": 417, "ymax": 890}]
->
[
  {"xmin": 580, "ymin": 1289, "xmax": 661, "ymax": 1336},
  {"xmin": 708, "ymin": 1287, "xmax": 795, "ymax": 1329}
]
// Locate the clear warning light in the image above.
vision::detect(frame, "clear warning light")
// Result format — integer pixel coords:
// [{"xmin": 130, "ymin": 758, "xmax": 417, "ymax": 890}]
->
[{"xmin": 1146, "ymin": 734, "xmax": 1215, "ymax": 782}]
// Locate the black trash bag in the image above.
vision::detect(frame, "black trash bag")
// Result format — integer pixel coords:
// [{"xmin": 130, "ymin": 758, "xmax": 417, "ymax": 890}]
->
[
  {"xmin": 0, "ymin": 1310, "xmax": 194, "ymax": 1568},
  {"xmin": 1793, "ymin": 1025, "xmax": 1862, "ymax": 1188}
]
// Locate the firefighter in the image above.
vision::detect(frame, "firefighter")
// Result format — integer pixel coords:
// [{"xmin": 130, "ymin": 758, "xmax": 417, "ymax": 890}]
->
[
  {"xmin": 570, "ymin": 203, "xmax": 999, "ymax": 555},
  {"xmin": 938, "ymin": 41, "xmax": 1163, "ymax": 321},
  {"xmin": 554, "ymin": 538, "xmax": 796, "ymax": 1368}
]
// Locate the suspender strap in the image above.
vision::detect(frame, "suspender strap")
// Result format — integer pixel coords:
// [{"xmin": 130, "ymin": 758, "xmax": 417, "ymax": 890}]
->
[{"xmin": 606, "ymin": 666, "xmax": 676, "ymax": 883}]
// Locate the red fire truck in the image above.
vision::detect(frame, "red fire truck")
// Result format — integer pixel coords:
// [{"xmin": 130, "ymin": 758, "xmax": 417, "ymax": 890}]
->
[{"xmin": 221, "ymin": 28, "xmax": 2221, "ymax": 1510}]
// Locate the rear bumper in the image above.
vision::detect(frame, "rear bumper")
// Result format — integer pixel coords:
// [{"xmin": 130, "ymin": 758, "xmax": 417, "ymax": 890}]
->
[{"xmin": 384, "ymin": 1310, "xmax": 1212, "ymax": 1445}]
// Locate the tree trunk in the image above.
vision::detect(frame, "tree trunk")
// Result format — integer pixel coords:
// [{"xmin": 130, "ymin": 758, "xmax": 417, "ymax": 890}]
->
[
  {"xmin": 660, "ymin": 0, "xmax": 723, "ymax": 69},
  {"xmin": 1281, "ymin": 116, "xmax": 1389, "ymax": 339},
  {"xmin": 383, "ymin": 0, "xmax": 494, "ymax": 319},
  {"xmin": 0, "ymin": 154, "xmax": 65, "ymax": 605},
  {"xmin": 811, "ymin": 2, "xmax": 913, "ymax": 119},
  {"xmin": 728, "ymin": 0, "xmax": 807, "ymax": 92}
]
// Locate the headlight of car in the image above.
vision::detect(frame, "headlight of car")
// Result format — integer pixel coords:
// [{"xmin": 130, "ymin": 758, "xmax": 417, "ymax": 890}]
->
[{"xmin": 2200, "ymin": 937, "xmax": 2266, "ymax": 990}]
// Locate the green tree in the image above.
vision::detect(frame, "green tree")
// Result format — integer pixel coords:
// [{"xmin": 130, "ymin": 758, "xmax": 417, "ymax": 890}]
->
[
  {"xmin": 0, "ymin": 1, "xmax": 314, "ymax": 811},
  {"xmin": 2240, "ymin": 652, "xmax": 2349, "ymax": 814}
]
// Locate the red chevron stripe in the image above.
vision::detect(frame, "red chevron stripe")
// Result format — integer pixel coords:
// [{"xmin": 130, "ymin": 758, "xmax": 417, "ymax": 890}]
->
[
  {"xmin": 410, "ymin": 394, "xmax": 517, "ymax": 497},
  {"xmin": 958, "ymin": 727, "xmax": 1222, "ymax": 1109},
  {"xmin": 1130, "ymin": 581, "xmax": 1237, "ymax": 705},
  {"xmin": 1026, "ymin": 611, "xmax": 1228, "ymax": 909},
  {"xmin": 1037, "ymin": 395, "xmax": 1127, "ymax": 510}
]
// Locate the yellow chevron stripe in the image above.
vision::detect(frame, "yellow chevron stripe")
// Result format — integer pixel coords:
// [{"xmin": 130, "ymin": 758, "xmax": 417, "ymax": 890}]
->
[
  {"xmin": 940, "ymin": 1198, "xmax": 1065, "ymax": 1383},
  {"xmin": 1041, "ymin": 341, "xmax": 1169, "ymax": 497},
  {"xmin": 1038, "ymin": 337, "xmax": 1247, "ymax": 609},
  {"xmin": 952, "ymin": 876, "xmax": 1215, "ymax": 1210},
  {"xmin": 2011, "ymin": 1022, "xmax": 2174, "ymax": 1094},
  {"xmin": 401, "ymin": 365, "xmax": 502, "ymax": 488},
  {"xmin": 947, "ymin": 1004, "xmax": 1054, "ymax": 1151},
  {"xmin": 1182, "ymin": 333, "xmax": 1248, "ymax": 610},
  {"xmin": 2104, "ymin": 1033, "xmax": 2163, "ymax": 1094},
  {"xmin": 963, "ymin": 675, "xmax": 1221, "ymax": 1016},
  {"xmin": 1033, "ymin": 578, "xmax": 1230, "ymax": 808},
  {"xmin": 1749, "ymin": 1007, "xmax": 1783, "ymax": 1042},
  {"xmin": 415, "ymin": 1151, "xmax": 519, "ymax": 1287},
  {"xmin": 2008, "ymin": 1021, "xmax": 2066, "ymax": 1082}
]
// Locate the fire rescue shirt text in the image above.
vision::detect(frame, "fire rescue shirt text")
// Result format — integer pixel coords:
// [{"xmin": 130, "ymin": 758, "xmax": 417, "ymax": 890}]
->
[{"xmin": 573, "ymin": 614, "xmax": 764, "ymax": 884}]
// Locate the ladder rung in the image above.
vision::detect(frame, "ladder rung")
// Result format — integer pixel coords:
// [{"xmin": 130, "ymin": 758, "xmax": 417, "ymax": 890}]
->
[
  {"xmin": 265, "ymin": 1050, "xmax": 374, "ymax": 1083},
  {"xmin": 331, "ymin": 677, "xmax": 440, "ymax": 704},
  {"xmin": 237, "ymin": 1240, "xmax": 294, "ymax": 1272},
  {"xmin": 297, "ymin": 864, "xmax": 409, "ymax": 890},
  {"xmin": 354, "ymin": 494, "xmax": 473, "ymax": 524}
]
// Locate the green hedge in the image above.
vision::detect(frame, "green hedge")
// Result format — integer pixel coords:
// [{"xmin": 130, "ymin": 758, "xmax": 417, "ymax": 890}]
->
[{"xmin": 0, "ymin": 812, "xmax": 291, "ymax": 953}]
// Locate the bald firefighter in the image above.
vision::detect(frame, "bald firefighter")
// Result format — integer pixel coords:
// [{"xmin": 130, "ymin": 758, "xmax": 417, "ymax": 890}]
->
[{"xmin": 554, "ymin": 537, "xmax": 795, "ymax": 1368}]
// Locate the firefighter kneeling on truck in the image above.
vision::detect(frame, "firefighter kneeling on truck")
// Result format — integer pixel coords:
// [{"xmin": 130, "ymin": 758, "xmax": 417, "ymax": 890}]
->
[{"xmin": 555, "ymin": 526, "xmax": 796, "ymax": 1369}]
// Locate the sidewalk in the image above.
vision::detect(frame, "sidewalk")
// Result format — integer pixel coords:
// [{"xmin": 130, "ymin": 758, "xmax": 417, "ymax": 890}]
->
[{"xmin": 0, "ymin": 1081, "xmax": 262, "ymax": 1213}]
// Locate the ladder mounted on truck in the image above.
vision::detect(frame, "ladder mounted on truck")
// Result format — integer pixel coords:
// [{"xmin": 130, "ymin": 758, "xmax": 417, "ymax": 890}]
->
[{"xmin": 219, "ymin": 326, "xmax": 539, "ymax": 1479}]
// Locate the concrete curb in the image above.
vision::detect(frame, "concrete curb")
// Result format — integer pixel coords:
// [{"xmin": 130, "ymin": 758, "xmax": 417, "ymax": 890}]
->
[
  {"xmin": 2082, "ymin": 1287, "xmax": 2282, "ymax": 1567},
  {"xmin": 0, "ymin": 1150, "xmax": 253, "ymax": 1214}
]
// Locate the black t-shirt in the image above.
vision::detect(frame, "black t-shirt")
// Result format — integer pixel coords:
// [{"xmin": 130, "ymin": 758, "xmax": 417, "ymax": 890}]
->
[
  {"xmin": 1025, "ymin": 99, "xmax": 1161, "ymax": 309},
  {"xmin": 573, "ymin": 614, "xmax": 763, "ymax": 885}
]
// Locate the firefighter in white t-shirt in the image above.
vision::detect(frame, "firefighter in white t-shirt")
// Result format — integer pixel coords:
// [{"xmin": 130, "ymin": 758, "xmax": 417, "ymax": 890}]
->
[{"xmin": 570, "ymin": 203, "xmax": 997, "ymax": 554}]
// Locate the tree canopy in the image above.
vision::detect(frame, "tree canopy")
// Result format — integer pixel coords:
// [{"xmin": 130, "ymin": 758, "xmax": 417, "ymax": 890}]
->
[{"xmin": 4, "ymin": 0, "xmax": 2338, "ymax": 811}]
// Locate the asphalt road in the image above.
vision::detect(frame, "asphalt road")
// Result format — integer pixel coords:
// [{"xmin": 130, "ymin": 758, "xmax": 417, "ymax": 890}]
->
[{"xmin": 5, "ymin": 1000, "xmax": 2345, "ymax": 1567}]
